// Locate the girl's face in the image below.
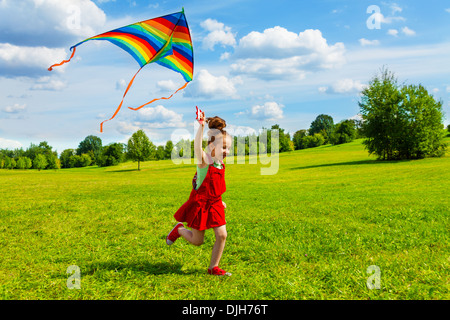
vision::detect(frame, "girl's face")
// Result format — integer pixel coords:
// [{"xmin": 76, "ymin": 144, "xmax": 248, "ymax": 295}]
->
[{"xmin": 210, "ymin": 134, "xmax": 232, "ymax": 161}]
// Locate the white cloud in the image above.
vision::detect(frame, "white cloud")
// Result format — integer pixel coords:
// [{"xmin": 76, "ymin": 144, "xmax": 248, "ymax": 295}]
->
[
  {"xmin": 319, "ymin": 79, "xmax": 366, "ymax": 95},
  {"xmin": 184, "ymin": 69, "xmax": 242, "ymax": 99},
  {"xmin": 0, "ymin": 43, "xmax": 67, "ymax": 77},
  {"xmin": 116, "ymin": 121, "xmax": 140, "ymax": 135},
  {"xmin": 401, "ymin": 26, "xmax": 416, "ymax": 36},
  {"xmin": 390, "ymin": 3, "xmax": 403, "ymax": 15},
  {"xmin": 0, "ymin": 0, "xmax": 106, "ymax": 47},
  {"xmin": 387, "ymin": 29, "xmax": 399, "ymax": 36},
  {"xmin": 116, "ymin": 105, "xmax": 186, "ymax": 135},
  {"xmin": 0, "ymin": 137, "xmax": 23, "ymax": 149},
  {"xmin": 359, "ymin": 38, "xmax": 380, "ymax": 46},
  {"xmin": 226, "ymin": 124, "xmax": 257, "ymax": 137},
  {"xmin": 30, "ymin": 76, "xmax": 66, "ymax": 91},
  {"xmin": 230, "ymin": 27, "xmax": 345, "ymax": 80},
  {"xmin": 2, "ymin": 103, "xmax": 26, "ymax": 113},
  {"xmin": 135, "ymin": 105, "xmax": 186, "ymax": 128},
  {"xmin": 250, "ymin": 102, "xmax": 284, "ymax": 121},
  {"xmin": 220, "ymin": 52, "xmax": 231, "ymax": 61},
  {"xmin": 200, "ymin": 19, "xmax": 236, "ymax": 50},
  {"xmin": 446, "ymin": 86, "xmax": 450, "ymax": 92},
  {"xmin": 156, "ymin": 79, "xmax": 180, "ymax": 92},
  {"xmin": 373, "ymin": 12, "xmax": 406, "ymax": 24},
  {"xmin": 445, "ymin": 8, "xmax": 450, "ymax": 13}
]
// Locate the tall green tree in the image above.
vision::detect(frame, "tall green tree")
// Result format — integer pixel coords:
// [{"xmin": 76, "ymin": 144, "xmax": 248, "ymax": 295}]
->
[
  {"xmin": 164, "ymin": 140, "xmax": 174, "ymax": 160},
  {"xmin": 309, "ymin": 114, "xmax": 334, "ymax": 144},
  {"xmin": 155, "ymin": 146, "xmax": 165, "ymax": 160},
  {"xmin": 77, "ymin": 135, "xmax": 102, "ymax": 164},
  {"xmin": 359, "ymin": 68, "xmax": 446, "ymax": 160},
  {"xmin": 33, "ymin": 154, "xmax": 47, "ymax": 171},
  {"xmin": 127, "ymin": 130, "xmax": 155, "ymax": 170},
  {"xmin": 3, "ymin": 157, "xmax": 12, "ymax": 169},
  {"xmin": 293, "ymin": 129, "xmax": 308, "ymax": 150},
  {"xmin": 60, "ymin": 149, "xmax": 76, "ymax": 168},
  {"xmin": 99, "ymin": 143, "xmax": 124, "ymax": 167},
  {"xmin": 331, "ymin": 120, "xmax": 357, "ymax": 145},
  {"xmin": 271, "ymin": 125, "xmax": 293, "ymax": 152}
]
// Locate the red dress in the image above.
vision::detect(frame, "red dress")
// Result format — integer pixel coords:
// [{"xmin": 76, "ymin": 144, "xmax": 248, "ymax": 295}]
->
[{"xmin": 174, "ymin": 161, "xmax": 226, "ymax": 231}]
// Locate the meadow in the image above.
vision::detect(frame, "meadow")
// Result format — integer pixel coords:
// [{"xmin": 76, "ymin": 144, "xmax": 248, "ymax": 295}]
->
[{"xmin": 0, "ymin": 138, "xmax": 449, "ymax": 300}]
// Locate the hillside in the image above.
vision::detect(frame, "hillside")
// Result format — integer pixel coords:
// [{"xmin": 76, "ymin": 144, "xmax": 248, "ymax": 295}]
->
[{"xmin": 0, "ymin": 138, "xmax": 449, "ymax": 299}]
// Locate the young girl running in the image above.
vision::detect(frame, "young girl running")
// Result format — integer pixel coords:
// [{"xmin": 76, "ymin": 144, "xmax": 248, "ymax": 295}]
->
[{"xmin": 166, "ymin": 110, "xmax": 232, "ymax": 276}]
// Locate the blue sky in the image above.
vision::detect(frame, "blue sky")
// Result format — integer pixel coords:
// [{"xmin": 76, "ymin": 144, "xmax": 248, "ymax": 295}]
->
[{"xmin": 1, "ymin": 0, "xmax": 450, "ymax": 153}]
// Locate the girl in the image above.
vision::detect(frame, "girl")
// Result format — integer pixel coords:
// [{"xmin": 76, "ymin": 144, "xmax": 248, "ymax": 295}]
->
[{"xmin": 165, "ymin": 111, "xmax": 233, "ymax": 276}]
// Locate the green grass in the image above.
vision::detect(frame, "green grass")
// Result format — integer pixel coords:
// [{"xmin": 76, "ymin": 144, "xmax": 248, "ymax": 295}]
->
[{"xmin": 1, "ymin": 138, "xmax": 449, "ymax": 300}]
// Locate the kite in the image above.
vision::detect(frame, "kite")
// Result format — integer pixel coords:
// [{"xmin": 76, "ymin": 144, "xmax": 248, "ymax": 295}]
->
[{"xmin": 48, "ymin": 9, "xmax": 193, "ymax": 132}]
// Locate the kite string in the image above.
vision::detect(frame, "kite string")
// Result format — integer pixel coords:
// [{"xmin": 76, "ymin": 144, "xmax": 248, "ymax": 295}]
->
[
  {"xmin": 100, "ymin": 66, "xmax": 144, "ymax": 132},
  {"xmin": 48, "ymin": 47, "xmax": 77, "ymax": 71}
]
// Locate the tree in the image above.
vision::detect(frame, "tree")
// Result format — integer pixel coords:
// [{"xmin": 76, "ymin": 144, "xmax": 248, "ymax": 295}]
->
[
  {"xmin": 293, "ymin": 129, "xmax": 308, "ymax": 150},
  {"xmin": 164, "ymin": 140, "xmax": 174, "ymax": 160},
  {"xmin": 271, "ymin": 125, "xmax": 293, "ymax": 153},
  {"xmin": 127, "ymin": 129, "xmax": 155, "ymax": 170},
  {"xmin": 4, "ymin": 157, "xmax": 12, "ymax": 169},
  {"xmin": 25, "ymin": 157, "xmax": 32, "ymax": 169},
  {"xmin": 24, "ymin": 143, "xmax": 41, "ymax": 160},
  {"xmin": 155, "ymin": 146, "xmax": 165, "ymax": 160},
  {"xmin": 304, "ymin": 133, "xmax": 325, "ymax": 148},
  {"xmin": 175, "ymin": 139, "xmax": 191, "ymax": 159},
  {"xmin": 77, "ymin": 154, "xmax": 92, "ymax": 167},
  {"xmin": 60, "ymin": 149, "xmax": 76, "ymax": 168},
  {"xmin": 16, "ymin": 157, "xmax": 28, "ymax": 170},
  {"xmin": 331, "ymin": 119, "xmax": 357, "ymax": 145},
  {"xmin": 359, "ymin": 68, "xmax": 446, "ymax": 160},
  {"xmin": 10, "ymin": 158, "xmax": 16, "ymax": 169},
  {"xmin": 47, "ymin": 152, "xmax": 60, "ymax": 170},
  {"xmin": 98, "ymin": 143, "xmax": 123, "ymax": 167},
  {"xmin": 24, "ymin": 141, "xmax": 58, "ymax": 170},
  {"xmin": 309, "ymin": 114, "xmax": 334, "ymax": 144},
  {"xmin": 33, "ymin": 154, "xmax": 47, "ymax": 171},
  {"xmin": 77, "ymin": 135, "xmax": 102, "ymax": 164}
]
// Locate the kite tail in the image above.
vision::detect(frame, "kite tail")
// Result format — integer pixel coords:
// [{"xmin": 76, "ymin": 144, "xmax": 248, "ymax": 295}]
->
[
  {"xmin": 100, "ymin": 66, "xmax": 144, "ymax": 133},
  {"xmin": 127, "ymin": 81, "xmax": 189, "ymax": 111},
  {"xmin": 48, "ymin": 47, "xmax": 77, "ymax": 71}
]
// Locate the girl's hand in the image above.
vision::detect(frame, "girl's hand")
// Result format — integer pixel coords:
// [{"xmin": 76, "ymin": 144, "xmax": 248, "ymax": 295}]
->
[{"xmin": 196, "ymin": 106, "xmax": 205, "ymax": 125}]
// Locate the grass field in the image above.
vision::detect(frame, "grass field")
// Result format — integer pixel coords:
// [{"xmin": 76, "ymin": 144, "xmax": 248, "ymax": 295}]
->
[{"xmin": 1, "ymin": 138, "xmax": 449, "ymax": 300}]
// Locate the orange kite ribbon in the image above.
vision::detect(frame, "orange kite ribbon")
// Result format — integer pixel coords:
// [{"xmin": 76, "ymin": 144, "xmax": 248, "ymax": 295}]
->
[
  {"xmin": 48, "ymin": 47, "xmax": 77, "ymax": 71},
  {"xmin": 99, "ymin": 70, "xmax": 189, "ymax": 132}
]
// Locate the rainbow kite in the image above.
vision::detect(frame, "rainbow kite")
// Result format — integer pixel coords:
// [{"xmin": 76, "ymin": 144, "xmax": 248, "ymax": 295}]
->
[{"xmin": 48, "ymin": 9, "xmax": 193, "ymax": 132}]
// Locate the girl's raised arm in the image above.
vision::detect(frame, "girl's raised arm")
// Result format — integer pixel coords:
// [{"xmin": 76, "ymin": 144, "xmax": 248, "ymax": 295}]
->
[{"xmin": 195, "ymin": 111, "xmax": 207, "ymax": 168}]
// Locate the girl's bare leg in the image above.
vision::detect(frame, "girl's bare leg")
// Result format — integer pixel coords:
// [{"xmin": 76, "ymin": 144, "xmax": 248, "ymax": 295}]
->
[
  {"xmin": 209, "ymin": 225, "xmax": 227, "ymax": 269},
  {"xmin": 178, "ymin": 227, "xmax": 205, "ymax": 246}
]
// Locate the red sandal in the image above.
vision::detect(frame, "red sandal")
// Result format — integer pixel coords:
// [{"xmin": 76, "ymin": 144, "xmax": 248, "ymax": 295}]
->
[{"xmin": 208, "ymin": 266, "xmax": 232, "ymax": 276}]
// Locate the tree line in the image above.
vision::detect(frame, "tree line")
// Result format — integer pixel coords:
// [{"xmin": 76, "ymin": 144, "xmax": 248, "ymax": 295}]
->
[
  {"xmin": 0, "ymin": 115, "xmax": 362, "ymax": 171},
  {"xmin": 1, "ymin": 67, "xmax": 449, "ymax": 170}
]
